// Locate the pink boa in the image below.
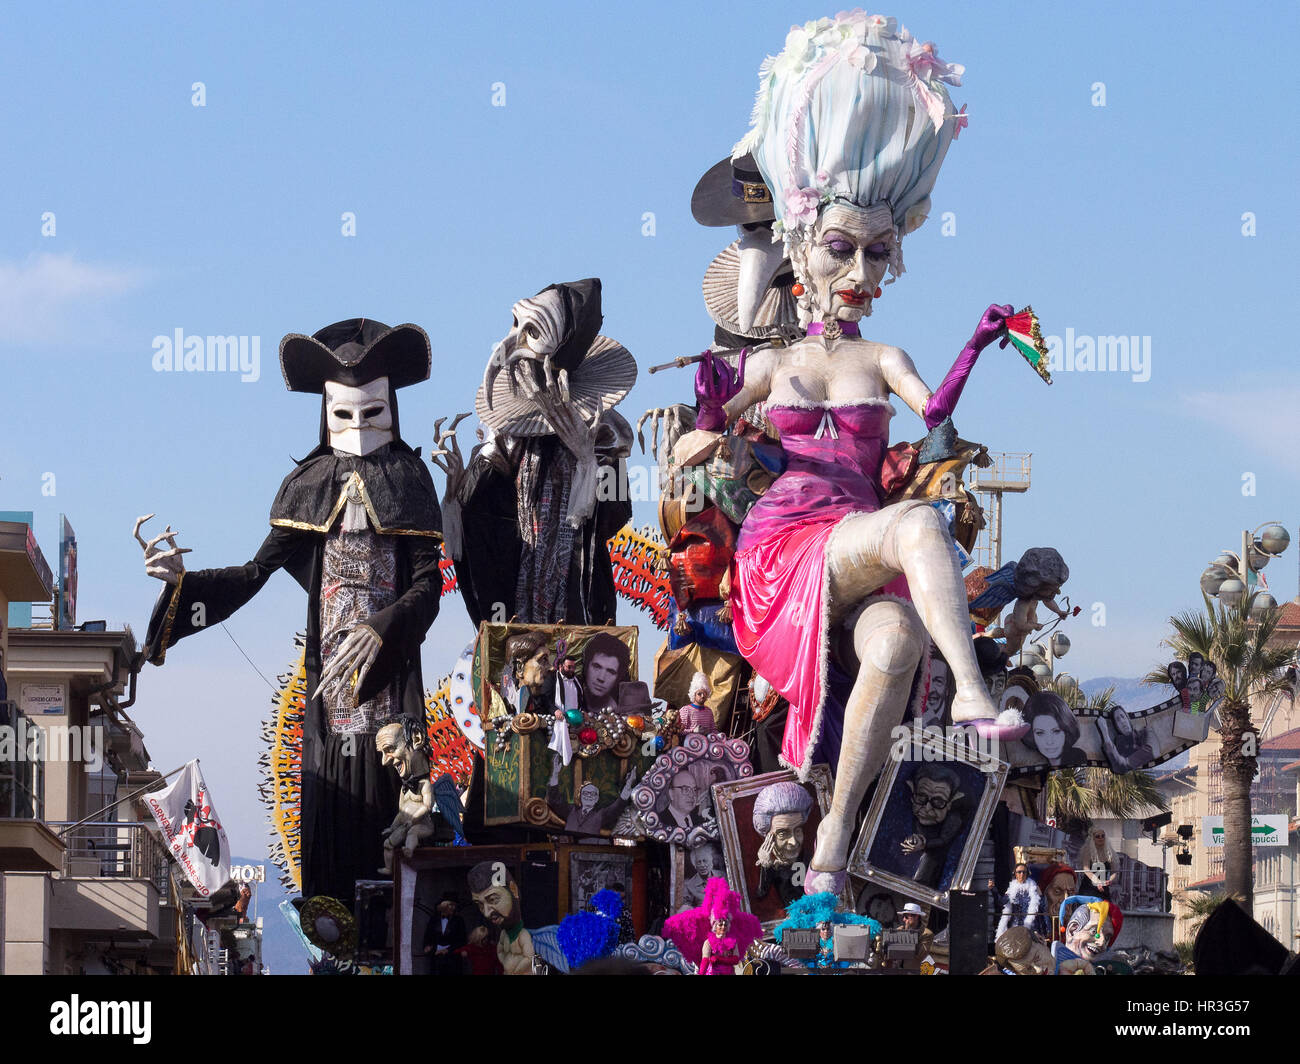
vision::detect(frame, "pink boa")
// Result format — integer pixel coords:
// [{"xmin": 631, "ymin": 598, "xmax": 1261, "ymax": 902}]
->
[{"xmin": 663, "ymin": 877, "xmax": 762, "ymax": 967}]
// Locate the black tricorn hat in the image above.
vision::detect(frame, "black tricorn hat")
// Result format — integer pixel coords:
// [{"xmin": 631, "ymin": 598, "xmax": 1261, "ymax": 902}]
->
[
  {"xmin": 279, "ymin": 318, "xmax": 431, "ymax": 393},
  {"xmin": 691, "ymin": 153, "xmax": 776, "ymax": 227}
]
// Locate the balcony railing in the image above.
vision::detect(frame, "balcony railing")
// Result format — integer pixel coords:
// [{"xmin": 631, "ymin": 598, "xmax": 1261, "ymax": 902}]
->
[{"xmin": 51, "ymin": 821, "xmax": 170, "ymax": 895}]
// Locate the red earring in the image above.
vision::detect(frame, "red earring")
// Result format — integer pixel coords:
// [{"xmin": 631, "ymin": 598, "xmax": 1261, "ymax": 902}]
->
[
  {"xmin": 873, "ymin": 286, "xmax": 883, "ymax": 299},
  {"xmin": 791, "ymin": 283, "xmax": 805, "ymax": 297}
]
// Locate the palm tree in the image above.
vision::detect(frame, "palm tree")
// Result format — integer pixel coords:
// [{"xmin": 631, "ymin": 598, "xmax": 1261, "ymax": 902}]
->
[{"xmin": 1152, "ymin": 591, "xmax": 1294, "ymax": 913}]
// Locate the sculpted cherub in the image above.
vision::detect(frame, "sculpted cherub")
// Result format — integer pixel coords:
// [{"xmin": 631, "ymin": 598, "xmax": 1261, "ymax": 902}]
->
[{"xmin": 1000, "ymin": 547, "xmax": 1072, "ymax": 655}]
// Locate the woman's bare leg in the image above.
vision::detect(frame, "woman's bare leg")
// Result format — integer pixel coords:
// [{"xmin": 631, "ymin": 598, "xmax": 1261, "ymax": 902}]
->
[
  {"xmin": 808, "ymin": 597, "xmax": 924, "ymax": 882},
  {"xmin": 830, "ymin": 503, "xmax": 997, "ymax": 725}
]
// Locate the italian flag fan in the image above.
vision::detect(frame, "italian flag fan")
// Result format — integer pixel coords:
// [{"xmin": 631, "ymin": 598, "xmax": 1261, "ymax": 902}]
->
[{"xmin": 1003, "ymin": 307, "xmax": 1052, "ymax": 384}]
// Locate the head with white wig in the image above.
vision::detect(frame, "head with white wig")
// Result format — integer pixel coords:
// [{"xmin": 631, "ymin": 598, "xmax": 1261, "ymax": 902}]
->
[
  {"xmin": 752, "ymin": 780, "xmax": 815, "ymax": 868},
  {"xmin": 688, "ymin": 671, "xmax": 713, "ymax": 704},
  {"xmin": 733, "ymin": 12, "xmax": 966, "ymax": 324}
]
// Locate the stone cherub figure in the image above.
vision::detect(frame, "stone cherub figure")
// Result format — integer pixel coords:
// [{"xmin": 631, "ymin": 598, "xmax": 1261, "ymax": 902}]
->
[
  {"xmin": 971, "ymin": 547, "xmax": 1074, "ymax": 656},
  {"xmin": 375, "ymin": 718, "xmax": 437, "ymax": 874}
]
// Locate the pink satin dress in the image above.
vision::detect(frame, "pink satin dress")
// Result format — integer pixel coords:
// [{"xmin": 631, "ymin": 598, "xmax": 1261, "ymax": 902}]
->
[{"xmin": 731, "ymin": 401, "xmax": 908, "ymax": 775}]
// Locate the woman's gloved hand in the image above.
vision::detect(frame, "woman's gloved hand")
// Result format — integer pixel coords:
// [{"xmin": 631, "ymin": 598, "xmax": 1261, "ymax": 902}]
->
[{"xmin": 694, "ymin": 348, "xmax": 747, "ymax": 431}]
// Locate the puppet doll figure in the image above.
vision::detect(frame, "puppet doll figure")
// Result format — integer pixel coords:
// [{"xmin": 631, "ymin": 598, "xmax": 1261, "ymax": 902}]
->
[
  {"xmin": 664, "ymin": 877, "xmax": 762, "ymax": 975},
  {"xmin": 699, "ymin": 14, "xmax": 1024, "ymax": 897},
  {"xmin": 375, "ymin": 719, "xmax": 437, "ymax": 874},
  {"xmin": 136, "ymin": 319, "xmax": 442, "ymax": 903}
]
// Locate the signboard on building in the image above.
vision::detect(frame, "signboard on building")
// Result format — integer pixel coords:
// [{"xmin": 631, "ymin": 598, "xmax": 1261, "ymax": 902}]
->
[
  {"xmin": 1202, "ymin": 815, "xmax": 1289, "ymax": 847},
  {"xmin": 57, "ymin": 515, "xmax": 76, "ymax": 630},
  {"xmin": 21, "ymin": 682, "xmax": 65, "ymax": 716},
  {"xmin": 231, "ymin": 863, "xmax": 266, "ymax": 883}
]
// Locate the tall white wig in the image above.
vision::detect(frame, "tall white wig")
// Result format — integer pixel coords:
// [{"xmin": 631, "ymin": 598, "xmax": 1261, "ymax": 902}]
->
[{"xmin": 734, "ymin": 12, "xmax": 966, "ymax": 278}]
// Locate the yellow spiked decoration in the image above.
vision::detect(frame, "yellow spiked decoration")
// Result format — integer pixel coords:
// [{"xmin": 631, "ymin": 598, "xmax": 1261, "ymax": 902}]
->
[{"xmin": 259, "ymin": 636, "xmax": 307, "ymax": 893}]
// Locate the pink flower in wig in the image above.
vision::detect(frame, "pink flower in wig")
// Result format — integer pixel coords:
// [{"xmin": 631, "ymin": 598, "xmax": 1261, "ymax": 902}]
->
[
  {"xmin": 838, "ymin": 37, "xmax": 876, "ymax": 71},
  {"xmin": 906, "ymin": 39, "xmax": 964, "ymax": 86},
  {"xmin": 863, "ymin": 13, "xmax": 897, "ymax": 43},
  {"xmin": 784, "ymin": 186, "xmax": 822, "ymax": 228}
]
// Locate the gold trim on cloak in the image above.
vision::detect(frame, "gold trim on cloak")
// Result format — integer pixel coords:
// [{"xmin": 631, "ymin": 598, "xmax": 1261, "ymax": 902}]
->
[{"xmin": 269, "ymin": 470, "xmax": 443, "ymax": 538}]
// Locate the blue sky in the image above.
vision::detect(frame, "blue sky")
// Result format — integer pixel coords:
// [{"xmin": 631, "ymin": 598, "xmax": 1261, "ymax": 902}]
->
[{"xmin": 3, "ymin": 1, "xmax": 1298, "ymax": 861}]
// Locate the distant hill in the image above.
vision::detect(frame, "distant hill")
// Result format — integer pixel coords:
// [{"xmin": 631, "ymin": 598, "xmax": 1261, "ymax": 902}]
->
[{"xmin": 1080, "ymin": 675, "xmax": 1174, "ymax": 713}]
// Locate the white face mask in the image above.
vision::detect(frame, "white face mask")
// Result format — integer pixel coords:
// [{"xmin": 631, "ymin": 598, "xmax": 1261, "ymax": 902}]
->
[{"xmin": 325, "ymin": 377, "xmax": 393, "ymax": 456}]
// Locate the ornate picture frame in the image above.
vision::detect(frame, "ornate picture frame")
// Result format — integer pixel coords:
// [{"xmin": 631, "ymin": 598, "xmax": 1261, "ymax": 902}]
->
[
  {"xmin": 630, "ymin": 731, "xmax": 752, "ymax": 845},
  {"xmin": 848, "ymin": 734, "xmax": 1008, "ymax": 911},
  {"xmin": 711, "ymin": 765, "xmax": 850, "ymax": 929}
]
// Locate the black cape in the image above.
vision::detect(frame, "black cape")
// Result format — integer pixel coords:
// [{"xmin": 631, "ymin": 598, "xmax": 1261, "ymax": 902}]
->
[
  {"xmin": 145, "ymin": 438, "xmax": 443, "ymax": 903},
  {"xmin": 454, "ymin": 426, "xmax": 631, "ymax": 627}
]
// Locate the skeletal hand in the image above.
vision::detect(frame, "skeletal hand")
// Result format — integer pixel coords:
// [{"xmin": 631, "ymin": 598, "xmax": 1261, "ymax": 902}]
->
[
  {"xmin": 520, "ymin": 359, "xmax": 602, "ymax": 460},
  {"xmin": 636, "ymin": 404, "xmax": 696, "ymax": 462},
  {"xmin": 313, "ymin": 624, "xmax": 382, "ymax": 703},
  {"xmin": 430, "ymin": 412, "xmax": 471, "ymax": 497},
  {"xmin": 133, "ymin": 514, "xmax": 191, "ymax": 586}
]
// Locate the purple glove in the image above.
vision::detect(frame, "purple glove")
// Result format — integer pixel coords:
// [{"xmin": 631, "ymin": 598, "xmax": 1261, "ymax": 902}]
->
[
  {"xmin": 694, "ymin": 348, "xmax": 747, "ymax": 431},
  {"xmin": 923, "ymin": 304, "xmax": 1013, "ymax": 430}
]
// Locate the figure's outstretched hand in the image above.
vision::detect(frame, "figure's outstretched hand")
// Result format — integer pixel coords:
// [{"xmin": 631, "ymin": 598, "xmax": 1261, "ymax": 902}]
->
[
  {"xmin": 521, "ymin": 359, "xmax": 601, "ymax": 460},
  {"xmin": 636, "ymin": 404, "xmax": 695, "ymax": 462},
  {"xmin": 971, "ymin": 304, "xmax": 1015, "ymax": 352},
  {"xmin": 133, "ymin": 514, "xmax": 191, "ymax": 586},
  {"xmin": 313, "ymin": 623, "xmax": 382, "ymax": 704},
  {"xmin": 430, "ymin": 413, "xmax": 471, "ymax": 495}
]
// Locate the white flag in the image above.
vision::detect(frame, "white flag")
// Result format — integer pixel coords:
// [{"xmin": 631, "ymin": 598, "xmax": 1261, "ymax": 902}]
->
[{"xmin": 145, "ymin": 760, "xmax": 231, "ymax": 896}]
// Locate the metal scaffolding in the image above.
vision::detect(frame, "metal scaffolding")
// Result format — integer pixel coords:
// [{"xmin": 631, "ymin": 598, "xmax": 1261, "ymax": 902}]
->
[{"xmin": 966, "ymin": 452, "xmax": 1032, "ymax": 569}]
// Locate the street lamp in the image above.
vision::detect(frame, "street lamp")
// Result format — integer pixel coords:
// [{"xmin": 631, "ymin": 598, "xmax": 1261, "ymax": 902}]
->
[
  {"xmin": 1023, "ymin": 630, "xmax": 1071, "ymax": 688},
  {"xmin": 1201, "ymin": 523, "xmax": 1290, "ymax": 615}
]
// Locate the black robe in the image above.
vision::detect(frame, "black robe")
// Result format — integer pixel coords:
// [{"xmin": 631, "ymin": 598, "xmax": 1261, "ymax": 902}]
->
[
  {"xmin": 144, "ymin": 439, "xmax": 442, "ymax": 903},
  {"xmin": 454, "ymin": 419, "xmax": 632, "ymax": 628}
]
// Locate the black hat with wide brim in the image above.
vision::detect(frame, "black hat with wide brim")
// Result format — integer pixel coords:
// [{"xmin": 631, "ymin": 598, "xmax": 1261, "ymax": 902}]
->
[
  {"xmin": 280, "ymin": 319, "xmax": 431, "ymax": 393},
  {"xmin": 691, "ymin": 153, "xmax": 777, "ymax": 227}
]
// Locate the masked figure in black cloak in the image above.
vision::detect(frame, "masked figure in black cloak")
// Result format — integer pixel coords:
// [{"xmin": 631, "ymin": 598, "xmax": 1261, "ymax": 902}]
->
[
  {"xmin": 135, "ymin": 319, "xmax": 443, "ymax": 903},
  {"xmin": 432, "ymin": 279, "xmax": 635, "ymax": 626}
]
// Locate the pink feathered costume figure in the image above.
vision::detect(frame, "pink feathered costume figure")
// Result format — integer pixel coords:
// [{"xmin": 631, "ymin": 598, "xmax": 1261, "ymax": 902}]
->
[{"xmin": 664, "ymin": 877, "xmax": 762, "ymax": 975}]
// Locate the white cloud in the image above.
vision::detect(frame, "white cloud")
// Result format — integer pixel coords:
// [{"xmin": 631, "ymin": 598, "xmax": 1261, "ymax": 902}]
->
[
  {"xmin": 1181, "ymin": 384, "xmax": 1300, "ymax": 460},
  {"xmin": 0, "ymin": 252, "xmax": 143, "ymax": 345}
]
